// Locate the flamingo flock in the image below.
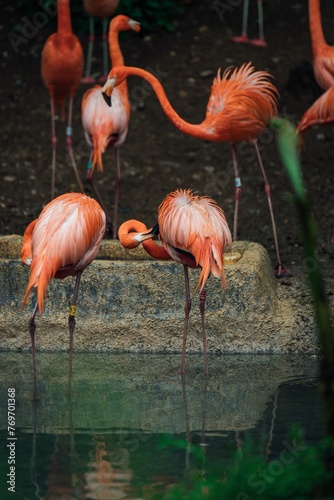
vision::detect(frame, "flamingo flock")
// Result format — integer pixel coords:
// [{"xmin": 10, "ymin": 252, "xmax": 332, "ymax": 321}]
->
[{"xmin": 19, "ymin": 0, "xmax": 333, "ymax": 397}]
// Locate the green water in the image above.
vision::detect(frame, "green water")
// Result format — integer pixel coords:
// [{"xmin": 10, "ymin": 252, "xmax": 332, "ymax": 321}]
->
[{"xmin": 0, "ymin": 353, "xmax": 323, "ymax": 499}]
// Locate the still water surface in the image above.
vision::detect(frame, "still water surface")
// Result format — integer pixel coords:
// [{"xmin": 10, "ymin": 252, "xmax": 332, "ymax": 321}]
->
[{"xmin": 0, "ymin": 352, "xmax": 323, "ymax": 498}]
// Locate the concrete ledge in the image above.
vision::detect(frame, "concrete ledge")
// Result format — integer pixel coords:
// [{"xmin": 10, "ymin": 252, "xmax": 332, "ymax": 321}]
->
[{"xmin": 0, "ymin": 236, "xmax": 319, "ymax": 353}]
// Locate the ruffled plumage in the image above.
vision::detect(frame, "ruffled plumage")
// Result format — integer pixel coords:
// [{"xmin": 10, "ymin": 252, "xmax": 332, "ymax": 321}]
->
[
  {"xmin": 21, "ymin": 193, "xmax": 106, "ymax": 313},
  {"xmin": 297, "ymin": 86, "xmax": 334, "ymax": 133},
  {"xmin": 157, "ymin": 189, "xmax": 232, "ymax": 291}
]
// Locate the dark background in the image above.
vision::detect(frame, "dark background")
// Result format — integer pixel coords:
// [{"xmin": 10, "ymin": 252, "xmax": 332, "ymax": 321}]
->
[{"xmin": 1, "ymin": 0, "xmax": 333, "ymax": 283}]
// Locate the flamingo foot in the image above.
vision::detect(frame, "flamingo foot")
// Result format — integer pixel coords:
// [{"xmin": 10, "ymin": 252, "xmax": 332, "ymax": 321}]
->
[
  {"xmin": 274, "ymin": 263, "xmax": 293, "ymax": 278},
  {"xmin": 98, "ymin": 74, "xmax": 109, "ymax": 83},
  {"xmin": 250, "ymin": 38, "xmax": 267, "ymax": 47},
  {"xmin": 231, "ymin": 34, "xmax": 249, "ymax": 44},
  {"xmin": 81, "ymin": 75, "xmax": 96, "ymax": 84}
]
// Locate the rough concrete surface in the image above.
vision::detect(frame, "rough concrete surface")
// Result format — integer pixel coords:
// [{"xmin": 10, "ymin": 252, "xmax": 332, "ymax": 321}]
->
[{"xmin": 0, "ymin": 235, "xmax": 322, "ymax": 353}]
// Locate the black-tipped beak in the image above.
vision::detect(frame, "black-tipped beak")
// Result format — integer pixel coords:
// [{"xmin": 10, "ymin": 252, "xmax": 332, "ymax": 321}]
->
[
  {"xmin": 147, "ymin": 223, "xmax": 159, "ymax": 237},
  {"xmin": 102, "ymin": 91, "xmax": 111, "ymax": 107}
]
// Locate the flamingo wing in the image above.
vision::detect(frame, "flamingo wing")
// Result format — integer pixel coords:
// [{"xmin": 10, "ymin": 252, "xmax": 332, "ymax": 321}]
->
[
  {"xmin": 297, "ymin": 86, "xmax": 334, "ymax": 133},
  {"xmin": 158, "ymin": 189, "xmax": 232, "ymax": 290},
  {"xmin": 82, "ymin": 86, "xmax": 130, "ymax": 172},
  {"xmin": 205, "ymin": 63, "xmax": 278, "ymax": 142},
  {"xmin": 313, "ymin": 46, "xmax": 334, "ymax": 90},
  {"xmin": 41, "ymin": 33, "xmax": 84, "ymax": 105},
  {"xmin": 83, "ymin": 0, "xmax": 120, "ymax": 17},
  {"xmin": 21, "ymin": 219, "xmax": 38, "ymax": 266},
  {"xmin": 22, "ymin": 193, "xmax": 106, "ymax": 312}
]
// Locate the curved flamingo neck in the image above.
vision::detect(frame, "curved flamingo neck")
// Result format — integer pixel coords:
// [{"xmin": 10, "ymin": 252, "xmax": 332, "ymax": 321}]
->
[
  {"xmin": 108, "ymin": 23, "xmax": 129, "ymax": 96},
  {"xmin": 118, "ymin": 220, "xmax": 147, "ymax": 248},
  {"xmin": 117, "ymin": 66, "xmax": 214, "ymax": 140},
  {"xmin": 142, "ymin": 240, "xmax": 171, "ymax": 261},
  {"xmin": 118, "ymin": 219, "xmax": 171, "ymax": 260},
  {"xmin": 309, "ymin": 0, "xmax": 326, "ymax": 54},
  {"xmin": 57, "ymin": 0, "xmax": 72, "ymax": 36},
  {"xmin": 108, "ymin": 27, "xmax": 125, "ymax": 68}
]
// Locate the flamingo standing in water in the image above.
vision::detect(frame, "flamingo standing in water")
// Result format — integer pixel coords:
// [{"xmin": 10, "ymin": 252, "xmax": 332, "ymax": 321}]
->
[
  {"xmin": 297, "ymin": 0, "xmax": 334, "ymax": 134},
  {"xmin": 102, "ymin": 63, "xmax": 290, "ymax": 276},
  {"xmin": 82, "ymin": 0, "xmax": 120, "ymax": 83},
  {"xmin": 82, "ymin": 15, "xmax": 140, "ymax": 238},
  {"xmin": 21, "ymin": 193, "xmax": 106, "ymax": 400},
  {"xmin": 231, "ymin": 0, "xmax": 267, "ymax": 47},
  {"xmin": 41, "ymin": 0, "xmax": 84, "ymax": 198},
  {"xmin": 118, "ymin": 188, "xmax": 232, "ymax": 374}
]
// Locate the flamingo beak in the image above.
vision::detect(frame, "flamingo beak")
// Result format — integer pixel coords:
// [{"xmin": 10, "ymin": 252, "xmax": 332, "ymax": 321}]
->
[
  {"xmin": 150, "ymin": 224, "xmax": 159, "ymax": 236},
  {"xmin": 129, "ymin": 19, "xmax": 141, "ymax": 32},
  {"xmin": 102, "ymin": 77, "xmax": 116, "ymax": 107},
  {"xmin": 136, "ymin": 224, "xmax": 159, "ymax": 243},
  {"xmin": 102, "ymin": 91, "xmax": 111, "ymax": 107}
]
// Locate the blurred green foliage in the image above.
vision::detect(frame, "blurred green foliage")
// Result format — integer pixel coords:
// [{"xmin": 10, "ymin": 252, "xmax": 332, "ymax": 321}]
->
[
  {"xmin": 114, "ymin": 0, "xmax": 183, "ymax": 32},
  {"xmin": 270, "ymin": 116, "xmax": 334, "ymax": 439},
  {"xmin": 153, "ymin": 429, "xmax": 334, "ymax": 499}
]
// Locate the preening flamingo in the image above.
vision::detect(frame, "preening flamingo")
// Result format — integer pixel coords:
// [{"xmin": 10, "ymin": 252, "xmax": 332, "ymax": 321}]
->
[
  {"xmin": 118, "ymin": 188, "xmax": 232, "ymax": 374},
  {"xmin": 21, "ymin": 193, "xmax": 106, "ymax": 400},
  {"xmin": 82, "ymin": 15, "xmax": 140, "ymax": 238},
  {"xmin": 102, "ymin": 63, "xmax": 290, "ymax": 276},
  {"xmin": 82, "ymin": 0, "xmax": 120, "ymax": 83},
  {"xmin": 297, "ymin": 0, "xmax": 334, "ymax": 134},
  {"xmin": 41, "ymin": 0, "xmax": 84, "ymax": 199},
  {"xmin": 231, "ymin": 0, "xmax": 267, "ymax": 47}
]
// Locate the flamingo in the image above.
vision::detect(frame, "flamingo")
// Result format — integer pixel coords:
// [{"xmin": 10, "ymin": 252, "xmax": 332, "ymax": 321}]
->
[
  {"xmin": 82, "ymin": 0, "xmax": 120, "ymax": 83},
  {"xmin": 84, "ymin": 436, "xmax": 133, "ymax": 498},
  {"xmin": 82, "ymin": 15, "xmax": 140, "ymax": 238},
  {"xmin": 297, "ymin": 86, "xmax": 334, "ymax": 133},
  {"xmin": 231, "ymin": 0, "xmax": 267, "ymax": 47},
  {"xmin": 308, "ymin": 0, "xmax": 334, "ymax": 91},
  {"xmin": 41, "ymin": 0, "xmax": 84, "ymax": 199},
  {"xmin": 296, "ymin": 0, "xmax": 334, "ymax": 243},
  {"xmin": 297, "ymin": 0, "xmax": 334, "ymax": 134},
  {"xmin": 118, "ymin": 188, "xmax": 232, "ymax": 374},
  {"xmin": 21, "ymin": 192, "xmax": 106, "ymax": 400},
  {"xmin": 102, "ymin": 63, "xmax": 290, "ymax": 277}
]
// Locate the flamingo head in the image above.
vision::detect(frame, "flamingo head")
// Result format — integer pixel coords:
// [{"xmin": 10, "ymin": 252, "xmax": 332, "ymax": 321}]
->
[
  {"xmin": 129, "ymin": 18, "xmax": 141, "ymax": 33},
  {"xmin": 102, "ymin": 67, "xmax": 127, "ymax": 106},
  {"xmin": 110, "ymin": 15, "xmax": 141, "ymax": 33}
]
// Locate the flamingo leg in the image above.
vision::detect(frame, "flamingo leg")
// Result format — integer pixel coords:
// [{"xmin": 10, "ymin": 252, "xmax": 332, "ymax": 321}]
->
[
  {"xmin": 231, "ymin": 144, "xmax": 242, "ymax": 241},
  {"xmin": 113, "ymin": 147, "xmax": 121, "ymax": 239},
  {"xmin": 265, "ymin": 389, "xmax": 278, "ymax": 461},
  {"xmin": 253, "ymin": 141, "xmax": 291, "ymax": 277},
  {"xmin": 82, "ymin": 17, "xmax": 95, "ymax": 84},
  {"xmin": 181, "ymin": 265, "xmax": 191, "ymax": 375},
  {"xmin": 181, "ymin": 374, "xmax": 191, "ymax": 471},
  {"xmin": 250, "ymin": 0, "xmax": 267, "ymax": 47},
  {"xmin": 66, "ymin": 97, "xmax": 84, "ymax": 193},
  {"xmin": 257, "ymin": 0, "xmax": 265, "ymax": 41},
  {"xmin": 199, "ymin": 289, "xmax": 208, "ymax": 375},
  {"xmin": 201, "ymin": 374, "xmax": 208, "ymax": 446},
  {"xmin": 231, "ymin": 0, "xmax": 250, "ymax": 44},
  {"xmin": 68, "ymin": 271, "xmax": 82, "ymax": 395},
  {"xmin": 50, "ymin": 96, "xmax": 57, "ymax": 199},
  {"xmin": 98, "ymin": 17, "xmax": 109, "ymax": 82},
  {"xmin": 86, "ymin": 152, "xmax": 114, "ymax": 234},
  {"xmin": 29, "ymin": 301, "xmax": 39, "ymax": 401}
]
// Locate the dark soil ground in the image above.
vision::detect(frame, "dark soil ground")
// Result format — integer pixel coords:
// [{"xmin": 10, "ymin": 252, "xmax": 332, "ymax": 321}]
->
[{"xmin": 1, "ymin": 1, "xmax": 334, "ymax": 287}]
